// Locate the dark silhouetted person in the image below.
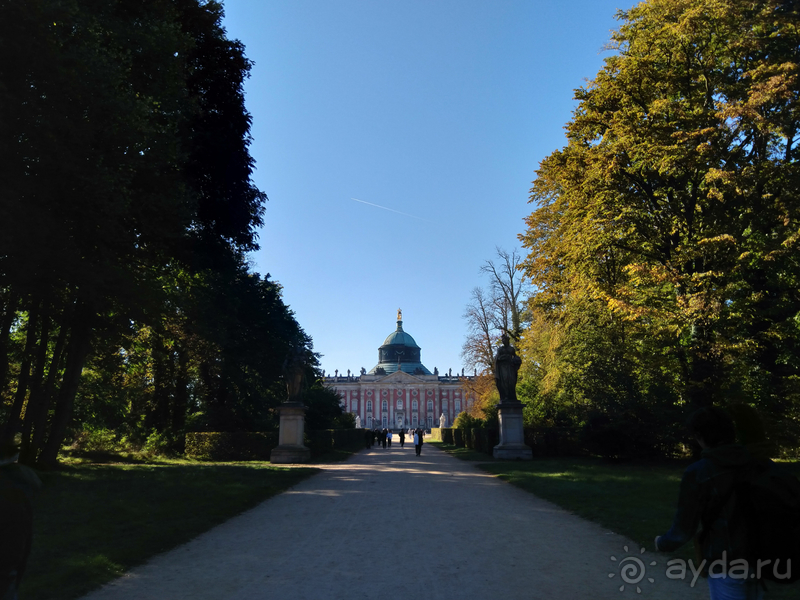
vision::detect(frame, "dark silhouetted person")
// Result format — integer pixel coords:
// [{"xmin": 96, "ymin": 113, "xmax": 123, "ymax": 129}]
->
[
  {"xmin": 0, "ymin": 434, "xmax": 41, "ymax": 600},
  {"xmin": 655, "ymin": 406, "xmax": 765, "ymax": 600},
  {"xmin": 414, "ymin": 428, "xmax": 424, "ymax": 456},
  {"xmin": 398, "ymin": 429, "xmax": 405, "ymax": 448},
  {"xmin": 387, "ymin": 430, "xmax": 393, "ymax": 447}
]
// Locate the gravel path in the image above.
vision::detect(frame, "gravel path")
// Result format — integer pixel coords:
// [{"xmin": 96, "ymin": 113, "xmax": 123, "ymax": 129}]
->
[{"xmin": 81, "ymin": 442, "xmax": 707, "ymax": 599}]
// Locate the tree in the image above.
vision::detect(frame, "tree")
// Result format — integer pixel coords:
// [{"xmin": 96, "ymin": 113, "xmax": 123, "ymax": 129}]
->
[
  {"xmin": 461, "ymin": 287, "xmax": 497, "ymax": 375},
  {"xmin": 0, "ymin": 1, "xmax": 304, "ymax": 466},
  {"xmin": 461, "ymin": 248, "xmax": 529, "ymax": 375},
  {"xmin": 480, "ymin": 247, "xmax": 529, "ymax": 342},
  {"xmin": 520, "ymin": 0, "xmax": 800, "ymax": 449}
]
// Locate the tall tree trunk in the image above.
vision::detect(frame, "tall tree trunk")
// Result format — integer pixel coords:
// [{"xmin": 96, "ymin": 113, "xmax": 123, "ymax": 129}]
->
[
  {"xmin": 2, "ymin": 301, "xmax": 41, "ymax": 438},
  {"xmin": 0, "ymin": 291, "xmax": 19, "ymax": 396},
  {"xmin": 18, "ymin": 306, "xmax": 51, "ymax": 448},
  {"xmin": 145, "ymin": 332, "xmax": 172, "ymax": 433},
  {"xmin": 171, "ymin": 343, "xmax": 190, "ymax": 443},
  {"xmin": 25, "ymin": 319, "xmax": 69, "ymax": 464},
  {"xmin": 685, "ymin": 321, "xmax": 719, "ymax": 410},
  {"xmin": 38, "ymin": 303, "xmax": 93, "ymax": 468},
  {"xmin": 21, "ymin": 305, "xmax": 67, "ymax": 464}
]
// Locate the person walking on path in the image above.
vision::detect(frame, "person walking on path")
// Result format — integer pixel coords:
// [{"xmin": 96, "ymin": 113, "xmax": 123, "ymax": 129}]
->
[
  {"xmin": 381, "ymin": 429, "xmax": 387, "ymax": 449},
  {"xmin": 398, "ymin": 430, "xmax": 405, "ymax": 448},
  {"xmin": 387, "ymin": 430, "xmax": 393, "ymax": 448},
  {"xmin": 414, "ymin": 429, "xmax": 423, "ymax": 456},
  {"xmin": 364, "ymin": 428, "xmax": 372, "ymax": 449},
  {"xmin": 655, "ymin": 406, "xmax": 766, "ymax": 600}
]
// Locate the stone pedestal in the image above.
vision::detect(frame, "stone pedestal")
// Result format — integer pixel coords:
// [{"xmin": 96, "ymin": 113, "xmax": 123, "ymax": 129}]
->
[
  {"xmin": 270, "ymin": 402, "xmax": 311, "ymax": 464},
  {"xmin": 493, "ymin": 402, "xmax": 532, "ymax": 460}
]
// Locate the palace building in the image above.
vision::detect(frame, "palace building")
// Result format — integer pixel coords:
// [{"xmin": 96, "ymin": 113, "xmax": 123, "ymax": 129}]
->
[{"xmin": 322, "ymin": 310, "xmax": 476, "ymax": 430}]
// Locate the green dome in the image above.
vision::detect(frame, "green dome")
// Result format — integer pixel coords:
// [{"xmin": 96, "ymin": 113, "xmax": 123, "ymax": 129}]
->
[
  {"xmin": 369, "ymin": 313, "xmax": 432, "ymax": 376},
  {"xmin": 381, "ymin": 327, "xmax": 420, "ymax": 348}
]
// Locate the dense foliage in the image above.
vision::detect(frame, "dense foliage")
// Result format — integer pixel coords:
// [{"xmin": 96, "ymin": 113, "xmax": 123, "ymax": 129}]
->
[
  {"xmin": 518, "ymin": 0, "xmax": 800, "ymax": 455},
  {"xmin": 0, "ymin": 0, "xmax": 344, "ymax": 466}
]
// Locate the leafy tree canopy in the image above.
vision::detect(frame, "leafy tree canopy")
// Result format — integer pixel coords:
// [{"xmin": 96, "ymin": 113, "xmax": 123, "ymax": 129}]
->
[{"xmin": 519, "ymin": 0, "xmax": 800, "ymax": 453}]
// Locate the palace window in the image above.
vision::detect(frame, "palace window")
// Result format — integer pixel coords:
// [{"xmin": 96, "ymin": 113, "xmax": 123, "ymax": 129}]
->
[
  {"xmin": 397, "ymin": 399, "xmax": 403, "ymax": 409},
  {"xmin": 455, "ymin": 400, "xmax": 461, "ymax": 412},
  {"xmin": 381, "ymin": 400, "xmax": 388, "ymax": 411},
  {"xmin": 427, "ymin": 416, "xmax": 434, "ymax": 429},
  {"xmin": 366, "ymin": 400, "xmax": 372, "ymax": 412},
  {"xmin": 412, "ymin": 400, "xmax": 418, "ymax": 410},
  {"xmin": 427, "ymin": 400, "xmax": 433, "ymax": 411}
]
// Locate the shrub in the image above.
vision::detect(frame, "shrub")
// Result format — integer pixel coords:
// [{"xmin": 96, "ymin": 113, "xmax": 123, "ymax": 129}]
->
[
  {"xmin": 143, "ymin": 430, "xmax": 182, "ymax": 457},
  {"xmin": 68, "ymin": 428, "xmax": 124, "ymax": 453},
  {"xmin": 453, "ymin": 412, "xmax": 476, "ymax": 429},
  {"xmin": 185, "ymin": 432, "xmax": 278, "ymax": 461}
]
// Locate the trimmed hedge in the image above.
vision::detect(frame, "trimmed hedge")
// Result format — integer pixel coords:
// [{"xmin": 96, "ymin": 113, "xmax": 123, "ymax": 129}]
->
[
  {"xmin": 452, "ymin": 429, "xmax": 464, "ymax": 447},
  {"xmin": 440, "ymin": 428, "xmax": 454, "ymax": 444},
  {"xmin": 186, "ymin": 428, "xmax": 365, "ymax": 461},
  {"xmin": 525, "ymin": 427, "xmax": 583, "ymax": 457},
  {"xmin": 468, "ymin": 428, "xmax": 499, "ymax": 453},
  {"xmin": 430, "ymin": 426, "xmax": 584, "ymax": 458},
  {"xmin": 305, "ymin": 428, "xmax": 364, "ymax": 458}
]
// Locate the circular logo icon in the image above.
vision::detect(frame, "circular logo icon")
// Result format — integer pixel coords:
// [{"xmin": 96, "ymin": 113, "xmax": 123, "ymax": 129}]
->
[{"xmin": 609, "ymin": 546, "xmax": 656, "ymax": 593}]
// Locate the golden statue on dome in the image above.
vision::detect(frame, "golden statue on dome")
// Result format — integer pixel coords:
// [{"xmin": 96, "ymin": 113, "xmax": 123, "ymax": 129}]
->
[{"xmin": 397, "ymin": 308, "xmax": 402, "ymax": 321}]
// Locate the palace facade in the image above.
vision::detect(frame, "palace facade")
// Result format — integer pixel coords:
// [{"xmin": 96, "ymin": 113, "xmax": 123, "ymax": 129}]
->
[{"xmin": 323, "ymin": 311, "xmax": 475, "ymax": 430}]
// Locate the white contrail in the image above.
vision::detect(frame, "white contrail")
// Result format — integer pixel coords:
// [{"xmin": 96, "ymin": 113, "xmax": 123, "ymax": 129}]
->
[{"xmin": 351, "ymin": 198, "xmax": 429, "ymax": 222}]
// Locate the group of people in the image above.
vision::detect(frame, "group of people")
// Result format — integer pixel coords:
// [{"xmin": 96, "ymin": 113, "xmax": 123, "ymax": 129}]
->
[{"xmin": 364, "ymin": 427, "xmax": 425, "ymax": 455}]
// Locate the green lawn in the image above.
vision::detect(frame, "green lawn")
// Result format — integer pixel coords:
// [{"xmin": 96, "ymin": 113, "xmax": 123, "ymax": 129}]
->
[
  {"xmin": 21, "ymin": 459, "xmax": 322, "ymax": 600},
  {"xmin": 428, "ymin": 441, "xmax": 691, "ymax": 549},
  {"xmin": 430, "ymin": 441, "xmax": 800, "ymax": 597}
]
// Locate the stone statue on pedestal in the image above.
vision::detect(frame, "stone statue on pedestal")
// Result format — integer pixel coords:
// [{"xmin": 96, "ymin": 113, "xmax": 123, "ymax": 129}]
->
[
  {"xmin": 494, "ymin": 333, "xmax": 522, "ymax": 403},
  {"xmin": 440, "ymin": 413, "xmax": 446, "ymax": 428},
  {"xmin": 491, "ymin": 333, "xmax": 531, "ymax": 460},
  {"xmin": 355, "ymin": 415, "xmax": 361, "ymax": 429},
  {"xmin": 282, "ymin": 345, "xmax": 306, "ymax": 402},
  {"xmin": 272, "ymin": 346, "xmax": 311, "ymax": 464}
]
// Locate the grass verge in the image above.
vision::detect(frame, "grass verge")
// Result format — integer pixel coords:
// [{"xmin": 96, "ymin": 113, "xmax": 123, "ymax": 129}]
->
[
  {"xmin": 431, "ymin": 441, "xmax": 800, "ymax": 597},
  {"xmin": 426, "ymin": 441, "xmax": 494, "ymax": 462},
  {"xmin": 22, "ymin": 455, "xmax": 335, "ymax": 600}
]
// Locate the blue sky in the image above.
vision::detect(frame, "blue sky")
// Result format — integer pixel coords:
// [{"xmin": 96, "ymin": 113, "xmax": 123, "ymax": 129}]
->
[{"xmin": 221, "ymin": 0, "xmax": 635, "ymax": 376}]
